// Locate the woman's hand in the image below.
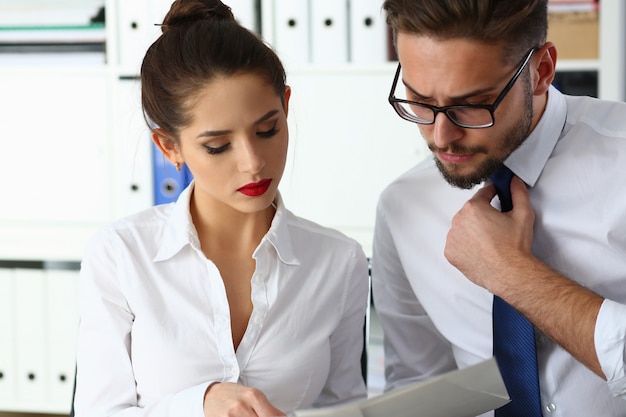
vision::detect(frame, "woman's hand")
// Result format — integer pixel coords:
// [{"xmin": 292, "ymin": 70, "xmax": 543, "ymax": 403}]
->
[{"xmin": 203, "ymin": 382, "xmax": 286, "ymax": 417}]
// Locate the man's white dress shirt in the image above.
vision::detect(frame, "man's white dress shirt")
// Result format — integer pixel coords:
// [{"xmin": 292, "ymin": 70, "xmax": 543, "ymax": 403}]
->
[
  {"xmin": 75, "ymin": 185, "xmax": 369, "ymax": 417},
  {"xmin": 372, "ymin": 86, "xmax": 626, "ymax": 416}
]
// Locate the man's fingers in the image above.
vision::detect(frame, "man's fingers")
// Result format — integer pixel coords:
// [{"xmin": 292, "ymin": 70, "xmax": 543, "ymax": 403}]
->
[
  {"xmin": 510, "ymin": 176, "xmax": 530, "ymax": 208},
  {"xmin": 472, "ymin": 181, "xmax": 498, "ymax": 204}
]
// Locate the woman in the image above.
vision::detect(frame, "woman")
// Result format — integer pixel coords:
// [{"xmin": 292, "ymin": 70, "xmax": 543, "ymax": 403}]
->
[{"xmin": 73, "ymin": 1, "xmax": 369, "ymax": 416}]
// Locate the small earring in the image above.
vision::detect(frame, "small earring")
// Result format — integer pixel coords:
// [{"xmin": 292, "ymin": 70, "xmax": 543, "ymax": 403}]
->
[{"xmin": 175, "ymin": 162, "xmax": 181, "ymax": 172}]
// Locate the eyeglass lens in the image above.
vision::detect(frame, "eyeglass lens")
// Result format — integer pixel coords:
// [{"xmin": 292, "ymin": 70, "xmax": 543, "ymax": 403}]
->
[{"xmin": 393, "ymin": 100, "xmax": 493, "ymax": 128}]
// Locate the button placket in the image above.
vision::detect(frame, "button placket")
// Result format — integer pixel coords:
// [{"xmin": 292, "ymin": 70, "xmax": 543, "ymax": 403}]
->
[{"xmin": 236, "ymin": 251, "xmax": 270, "ymax": 368}]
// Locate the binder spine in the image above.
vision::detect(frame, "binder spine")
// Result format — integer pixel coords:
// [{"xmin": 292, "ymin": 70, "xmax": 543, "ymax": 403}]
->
[{"xmin": 151, "ymin": 142, "xmax": 192, "ymax": 205}]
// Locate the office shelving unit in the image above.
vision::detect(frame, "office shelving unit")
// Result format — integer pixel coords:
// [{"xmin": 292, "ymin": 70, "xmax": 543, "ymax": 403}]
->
[{"xmin": 0, "ymin": 0, "xmax": 624, "ymax": 415}]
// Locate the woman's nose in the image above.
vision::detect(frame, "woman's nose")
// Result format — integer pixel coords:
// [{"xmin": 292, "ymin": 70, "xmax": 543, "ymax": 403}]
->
[{"xmin": 237, "ymin": 138, "xmax": 265, "ymax": 174}]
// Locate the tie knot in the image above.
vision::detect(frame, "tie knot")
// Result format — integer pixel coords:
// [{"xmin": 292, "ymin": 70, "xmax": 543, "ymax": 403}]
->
[{"xmin": 490, "ymin": 165, "xmax": 514, "ymax": 212}]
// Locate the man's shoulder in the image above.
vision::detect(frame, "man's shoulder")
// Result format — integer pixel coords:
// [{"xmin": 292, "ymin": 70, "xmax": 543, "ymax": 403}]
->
[{"xmin": 565, "ymin": 94, "xmax": 626, "ymax": 132}]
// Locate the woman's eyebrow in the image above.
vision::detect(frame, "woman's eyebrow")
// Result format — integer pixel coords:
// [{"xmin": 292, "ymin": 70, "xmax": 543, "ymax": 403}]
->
[{"xmin": 195, "ymin": 110, "xmax": 281, "ymax": 139}]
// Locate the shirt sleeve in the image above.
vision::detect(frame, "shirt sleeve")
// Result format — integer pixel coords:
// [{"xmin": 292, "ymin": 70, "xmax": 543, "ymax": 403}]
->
[
  {"xmin": 371, "ymin": 201, "xmax": 457, "ymax": 391},
  {"xmin": 313, "ymin": 242, "xmax": 369, "ymax": 407},
  {"xmin": 74, "ymin": 228, "xmax": 212, "ymax": 417},
  {"xmin": 595, "ymin": 298, "xmax": 626, "ymax": 399}
]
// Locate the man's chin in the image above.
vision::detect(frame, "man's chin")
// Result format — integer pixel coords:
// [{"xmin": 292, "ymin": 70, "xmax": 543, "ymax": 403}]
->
[{"xmin": 434, "ymin": 157, "xmax": 486, "ymax": 189}]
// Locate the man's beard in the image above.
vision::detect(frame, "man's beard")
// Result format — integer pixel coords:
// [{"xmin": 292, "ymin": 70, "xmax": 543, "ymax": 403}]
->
[{"xmin": 433, "ymin": 83, "xmax": 534, "ymax": 189}]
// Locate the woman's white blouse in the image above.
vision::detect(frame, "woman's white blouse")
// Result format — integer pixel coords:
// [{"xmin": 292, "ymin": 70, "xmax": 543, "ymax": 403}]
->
[{"xmin": 74, "ymin": 186, "xmax": 369, "ymax": 417}]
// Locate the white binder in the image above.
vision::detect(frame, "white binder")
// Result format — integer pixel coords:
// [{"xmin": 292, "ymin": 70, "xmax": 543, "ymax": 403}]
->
[
  {"xmin": 116, "ymin": 0, "xmax": 151, "ymax": 73},
  {"xmin": 148, "ymin": 0, "xmax": 175, "ymax": 47},
  {"xmin": 115, "ymin": 0, "xmax": 174, "ymax": 74},
  {"xmin": 46, "ymin": 269, "xmax": 79, "ymax": 405},
  {"xmin": 349, "ymin": 0, "xmax": 388, "ymax": 64},
  {"xmin": 0, "ymin": 269, "xmax": 16, "ymax": 403},
  {"xmin": 113, "ymin": 77, "xmax": 154, "ymax": 218},
  {"xmin": 15, "ymin": 269, "xmax": 46, "ymax": 402},
  {"xmin": 228, "ymin": 0, "xmax": 259, "ymax": 33},
  {"xmin": 273, "ymin": 0, "xmax": 311, "ymax": 68},
  {"xmin": 310, "ymin": 0, "xmax": 349, "ymax": 64}
]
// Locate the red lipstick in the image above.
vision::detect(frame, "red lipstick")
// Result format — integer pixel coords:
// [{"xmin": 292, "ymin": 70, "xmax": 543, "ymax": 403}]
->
[{"xmin": 238, "ymin": 179, "xmax": 272, "ymax": 197}]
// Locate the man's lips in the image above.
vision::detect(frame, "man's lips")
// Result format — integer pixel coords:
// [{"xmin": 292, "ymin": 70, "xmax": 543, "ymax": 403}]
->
[
  {"xmin": 437, "ymin": 151, "xmax": 474, "ymax": 164},
  {"xmin": 237, "ymin": 179, "xmax": 272, "ymax": 197}
]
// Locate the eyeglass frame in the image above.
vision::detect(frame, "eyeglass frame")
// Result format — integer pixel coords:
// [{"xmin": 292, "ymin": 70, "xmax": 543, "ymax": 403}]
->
[{"xmin": 388, "ymin": 47, "xmax": 539, "ymax": 129}]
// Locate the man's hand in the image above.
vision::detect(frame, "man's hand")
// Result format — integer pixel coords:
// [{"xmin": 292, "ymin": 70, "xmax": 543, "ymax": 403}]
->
[
  {"xmin": 444, "ymin": 176, "xmax": 534, "ymax": 295},
  {"xmin": 445, "ymin": 176, "xmax": 605, "ymax": 378}
]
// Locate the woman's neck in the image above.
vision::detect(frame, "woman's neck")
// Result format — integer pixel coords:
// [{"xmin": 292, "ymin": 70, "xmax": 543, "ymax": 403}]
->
[{"xmin": 189, "ymin": 191, "xmax": 276, "ymax": 257}]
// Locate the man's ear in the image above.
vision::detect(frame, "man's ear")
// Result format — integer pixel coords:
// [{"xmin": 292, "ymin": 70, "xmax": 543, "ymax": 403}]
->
[
  {"xmin": 151, "ymin": 128, "xmax": 182, "ymax": 166},
  {"xmin": 532, "ymin": 42, "xmax": 557, "ymax": 96}
]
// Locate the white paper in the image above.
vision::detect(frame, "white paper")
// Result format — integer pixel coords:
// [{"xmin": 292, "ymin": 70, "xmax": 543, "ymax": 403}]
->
[{"xmin": 293, "ymin": 358, "xmax": 509, "ymax": 417}]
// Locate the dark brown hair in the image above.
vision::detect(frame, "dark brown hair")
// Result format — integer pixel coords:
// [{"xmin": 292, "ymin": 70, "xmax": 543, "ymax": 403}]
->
[
  {"xmin": 141, "ymin": 0, "xmax": 286, "ymax": 142},
  {"xmin": 383, "ymin": 0, "xmax": 548, "ymax": 63}
]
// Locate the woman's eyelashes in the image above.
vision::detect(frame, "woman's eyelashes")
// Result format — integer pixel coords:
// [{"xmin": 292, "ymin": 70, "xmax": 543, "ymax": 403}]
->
[
  {"xmin": 257, "ymin": 120, "xmax": 279, "ymax": 138},
  {"xmin": 204, "ymin": 143, "xmax": 229, "ymax": 155},
  {"xmin": 202, "ymin": 121, "xmax": 280, "ymax": 155}
]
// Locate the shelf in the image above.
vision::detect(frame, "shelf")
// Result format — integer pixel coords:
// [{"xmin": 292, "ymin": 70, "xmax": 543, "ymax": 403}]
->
[{"xmin": 555, "ymin": 59, "xmax": 600, "ymax": 72}]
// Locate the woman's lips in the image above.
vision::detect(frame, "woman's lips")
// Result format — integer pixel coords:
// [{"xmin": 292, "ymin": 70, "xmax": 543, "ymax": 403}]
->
[{"xmin": 237, "ymin": 179, "xmax": 272, "ymax": 197}]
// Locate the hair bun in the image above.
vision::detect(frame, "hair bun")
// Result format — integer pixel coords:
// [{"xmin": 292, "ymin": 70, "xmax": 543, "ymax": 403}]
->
[{"xmin": 161, "ymin": 0, "xmax": 235, "ymax": 33}]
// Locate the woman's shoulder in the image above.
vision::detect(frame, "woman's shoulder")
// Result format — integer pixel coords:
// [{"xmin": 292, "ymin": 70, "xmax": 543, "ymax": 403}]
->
[
  {"xmin": 87, "ymin": 204, "xmax": 174, "ymax": 248},
  {"xmin": 282, "ymin": 209, "xmax": 364, "ymax": 255}
]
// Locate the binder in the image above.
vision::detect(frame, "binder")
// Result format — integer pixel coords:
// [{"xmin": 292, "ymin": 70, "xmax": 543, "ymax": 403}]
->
[
  {"xmin": 152, "ymin": 142, "xmax": 193, "ymax": 205},
  {"xmin": 273, "ymin": 0, "xmax": 311, "ymax": 68},
  {"xmin": 0, "ymin": 269, "xmax": 16, "ymax": 403},
  {"xmin": 15, "ymin": 269, "xmax": 46, "ymax": 402},
  {"xmin": 310, "ymin": 0, "xmax": 349, "ymax": 64},
  {"xmin": 114, "ymin": 77, "xmax": 154, "ymax": 218},
  {"xmin": 349, "ymin": 0, "xmax": 388, "ymax": 64},
  {"xmin": 148, "ymin": 0, "xmax": 177, "ymax": 46},
  {"xmin": 116, "ymin": 0, "xmax": 151, "ymax": 73},
  {"xmin": 46, "ymin": 269, "xmax": 79, "ymax": 405},
  {"xmin": 227, "ymin": 0, "xmax": 260, "ymax": 33},
  {"xmin": 115, "ymin": 0, "xmax": 174, "ymax": 73}
]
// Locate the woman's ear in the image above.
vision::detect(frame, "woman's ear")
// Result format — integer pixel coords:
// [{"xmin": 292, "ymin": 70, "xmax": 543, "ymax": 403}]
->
[
  {"xmin": 283, "ymin": 85, "xmax": 292, "ymax": 117},
  {"xmin": 151, "ymin": 128, "xmax": 182, "ymax": 166},
  {"xmin": 532, "ymin": 42, "xmax": 557, "ymax": 96}
]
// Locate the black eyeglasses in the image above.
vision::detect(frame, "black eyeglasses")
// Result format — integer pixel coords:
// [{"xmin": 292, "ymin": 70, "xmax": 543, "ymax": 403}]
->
[{"xmin": 388, "ymin": 47, "xmax": 538, "ymax": 129}]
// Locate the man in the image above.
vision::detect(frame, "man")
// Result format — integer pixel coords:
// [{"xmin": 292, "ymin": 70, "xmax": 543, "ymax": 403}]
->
[{"xmin": 371, "ymin": 1, "xmax": 626, "ymax": 416}]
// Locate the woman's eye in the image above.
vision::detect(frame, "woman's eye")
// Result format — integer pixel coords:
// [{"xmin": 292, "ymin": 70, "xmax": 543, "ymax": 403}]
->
[
  {"xmin": 258, "ymin": 121, "xmax": 279, "ymax": 138},
  {"xmin": 204, "ymin": 143, "xmax": 229, "ymax": 155}
]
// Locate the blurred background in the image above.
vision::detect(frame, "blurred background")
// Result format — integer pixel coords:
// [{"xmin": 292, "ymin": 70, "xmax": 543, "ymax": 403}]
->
[{"xmin": 0, "ymin": 0, "xmax": 622, "ymax": 415}]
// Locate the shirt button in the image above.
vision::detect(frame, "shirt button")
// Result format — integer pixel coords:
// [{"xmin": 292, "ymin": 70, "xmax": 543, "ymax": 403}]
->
[
  {"xmin": 545, "ymin": 403, "xmax": 557, "ymax": 413},
  {"xmin": 535, "ymin": 336, "xmax": 543, "ymax": 347},
  {"xmin": 254, "ymin": 315, "xmax": 263, "ymax": 324}
]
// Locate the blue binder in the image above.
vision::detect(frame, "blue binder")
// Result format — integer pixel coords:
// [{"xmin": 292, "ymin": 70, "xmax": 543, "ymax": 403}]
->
[{"xmin": 151, "ymin": 142, "xmax": 193, "ymax": 205}]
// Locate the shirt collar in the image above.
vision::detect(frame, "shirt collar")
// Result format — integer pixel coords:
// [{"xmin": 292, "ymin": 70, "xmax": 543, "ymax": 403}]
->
[
  {"xmin": 255, "ymin": 193, "xmax": 299, "ymax": 266},
  {"xmin": 504, "ymin": 85, "xmax": 567, "ymax": 187},
  {"xmin": 154, "ymin": 184, "xmax": 299, "ymax": 266},
  {"xmin": 154, "ymin": 182, "xmax": 200, "ymax": 262}
]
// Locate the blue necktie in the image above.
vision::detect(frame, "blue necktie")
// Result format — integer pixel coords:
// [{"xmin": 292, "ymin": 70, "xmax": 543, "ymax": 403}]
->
[{"xmin": 490, "ymin": 166, "xmax": 542, "ymax": 417}]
